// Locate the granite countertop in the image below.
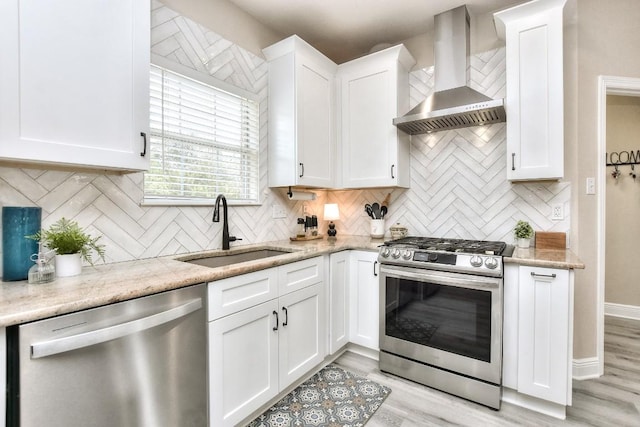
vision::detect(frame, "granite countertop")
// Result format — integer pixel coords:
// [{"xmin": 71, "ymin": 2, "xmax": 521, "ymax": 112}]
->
[
  {"xmin": 505, "ymin": 247, "xmax": 585, "ymax": 270},
  {"xmin": 0, "ymin": 236, "xmax": 583, "ymax": 327}
]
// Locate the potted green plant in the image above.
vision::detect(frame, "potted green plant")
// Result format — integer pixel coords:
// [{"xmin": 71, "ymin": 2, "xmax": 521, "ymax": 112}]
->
[
  {"xmin": 29, "ymin": 217, "xmax": 105, "ymax": 277},
  {"xmin": 514, "ymin": 220, "xmax": 534, "ymax": 248}
]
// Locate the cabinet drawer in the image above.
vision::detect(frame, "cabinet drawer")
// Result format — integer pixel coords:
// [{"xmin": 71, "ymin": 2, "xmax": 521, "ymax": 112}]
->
[
  {"xmin": 278, "ymin": 256, "xmax": 324, "ymax": 295},
  {"xmin": 208, "ymin": 268, "xmax": 279, "ymax": 321}
]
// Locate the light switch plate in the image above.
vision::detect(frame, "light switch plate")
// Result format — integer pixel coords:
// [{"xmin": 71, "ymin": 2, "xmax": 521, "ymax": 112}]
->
[{"xmin": 586, "ymin": 177, "xmax": 596, "ymax": 195}]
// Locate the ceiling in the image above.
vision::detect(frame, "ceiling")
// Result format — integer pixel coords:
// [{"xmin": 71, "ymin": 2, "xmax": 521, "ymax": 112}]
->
[{"xmin": 225, "ymin": 0, "xmax": 525, "ymax": 63}]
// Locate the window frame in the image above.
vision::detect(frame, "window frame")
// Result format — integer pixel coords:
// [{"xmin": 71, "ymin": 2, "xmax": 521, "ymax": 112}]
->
[{"xmin": 142, "ymin": 54, "xmax": 261, "ymax": 207}]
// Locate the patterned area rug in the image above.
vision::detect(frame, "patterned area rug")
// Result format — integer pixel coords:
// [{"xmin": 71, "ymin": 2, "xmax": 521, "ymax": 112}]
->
[{"xmin": 247, "ymin": 364, "xmax": 391, "ymax": 427}]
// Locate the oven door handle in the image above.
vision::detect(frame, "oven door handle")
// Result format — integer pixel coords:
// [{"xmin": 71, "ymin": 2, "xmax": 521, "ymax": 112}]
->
[{"xmin": 379, "ymin": 265, "xmax": 501, "ymax": 290}]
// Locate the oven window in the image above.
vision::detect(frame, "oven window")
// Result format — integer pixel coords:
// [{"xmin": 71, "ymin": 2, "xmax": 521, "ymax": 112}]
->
[{"xmin": 384, "ymin": 277, "xmax": 492, "ymax": 362}]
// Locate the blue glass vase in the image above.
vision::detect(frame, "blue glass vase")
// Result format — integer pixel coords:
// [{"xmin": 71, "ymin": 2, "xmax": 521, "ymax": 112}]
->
[{"xmin": 2, "ymin": 207, "xmax": 42, "ymax": 281}]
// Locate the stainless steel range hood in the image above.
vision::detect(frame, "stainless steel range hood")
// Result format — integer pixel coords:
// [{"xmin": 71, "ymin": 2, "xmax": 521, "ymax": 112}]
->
[{"xmin": 393, "ymin": 5, "xmax": 506, "ymax": 135}]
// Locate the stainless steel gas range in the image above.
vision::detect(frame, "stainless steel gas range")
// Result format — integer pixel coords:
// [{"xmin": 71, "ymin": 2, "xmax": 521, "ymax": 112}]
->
[{"xmin": 378, "ymin": 236, "xmax": 513, "ymax": 409}]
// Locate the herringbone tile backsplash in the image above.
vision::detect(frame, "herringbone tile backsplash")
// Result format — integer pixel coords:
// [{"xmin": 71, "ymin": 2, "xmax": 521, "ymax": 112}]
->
[{"xmin": 0, "ymin": 1, "xmax": 570, "ymax": 269}]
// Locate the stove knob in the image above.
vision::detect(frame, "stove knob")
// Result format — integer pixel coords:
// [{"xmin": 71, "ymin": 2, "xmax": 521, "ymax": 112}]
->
[
  {"xmin": 470, "ymin": 255, "xmax": 483, "ymax": 267},
  {"xmin": 428, "ymin": 253, "xmax": 438, "ymax": 262},
  {"xmin": 391, "ymin": 249, "xmax": 401, "ymax": 259},
  {"xmin": 402, "ymin": 250, "xmax": 412, "ymax": 260},
  {"xmin": 484, "ymin": 256, "xmax": 499, "ymax": 269},
  {"xmin": 381, "ymin": 248, "xmax": 391, "ymax": 258}
]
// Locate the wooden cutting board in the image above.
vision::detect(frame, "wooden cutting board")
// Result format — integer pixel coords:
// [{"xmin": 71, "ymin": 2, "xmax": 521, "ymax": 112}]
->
[{"xmin": 535, "ymin": 232, "xmax": 566, "ymax": 249}]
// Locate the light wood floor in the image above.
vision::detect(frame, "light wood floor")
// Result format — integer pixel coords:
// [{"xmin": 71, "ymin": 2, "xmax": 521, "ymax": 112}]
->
[{"xmin": 333, "ymin": 316, "xmax": 640, "ymax": 426}]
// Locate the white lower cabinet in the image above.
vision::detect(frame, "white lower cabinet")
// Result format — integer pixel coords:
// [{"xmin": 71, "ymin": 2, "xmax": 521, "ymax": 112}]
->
[
  {"xmin": 517, "ymin": 266, "xmax": 572, "ymax": 405},
  {"xmin": 209, "ymin": 299, "xmax": 279, "ymax": 426},
  {"xmin": 503, "ymin": 264, "xmax": 574, "ymax": 417},
  {"xmin": 329, "ymin": 251, "xmax": 350, "ymax": 354},
  {"xmin": 348, "ymin": 251, "xmax": 379, "ymax": 350},
  {"xmin": 208, "ymin": 257, "xmax": 326, "ymax": 427}
]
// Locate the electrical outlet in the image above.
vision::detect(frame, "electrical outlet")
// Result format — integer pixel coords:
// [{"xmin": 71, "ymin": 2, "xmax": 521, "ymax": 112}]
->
[
  {"xmin": 551, "ymin": 204, "xmax": 564, "ymax": 221},
  {"xmin": 302, "ymin": 204, "xmax": 309, "ymax": 215},
  {"xmin": 272, "ymin": 204, "xmax": 287, "ymax": 219}
]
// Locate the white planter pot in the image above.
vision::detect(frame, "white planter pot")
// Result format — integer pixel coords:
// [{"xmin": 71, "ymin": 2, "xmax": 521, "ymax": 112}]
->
[
  {"xmin": 55, "ymin": 253, "xmax": 82, "ymax": 277},
  {"xmin": 517, "ymin": 238, "xmax": 531, "ymax": 249}
]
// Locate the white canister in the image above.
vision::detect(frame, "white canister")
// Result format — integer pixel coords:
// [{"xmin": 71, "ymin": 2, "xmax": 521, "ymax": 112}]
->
[
  {"xmin": 370, "ymin": 219, "xmax": 385, "ymax": 238},
  {"xmin": 55, "ymin": 253, "xmax": 82, "ymax": 277}
]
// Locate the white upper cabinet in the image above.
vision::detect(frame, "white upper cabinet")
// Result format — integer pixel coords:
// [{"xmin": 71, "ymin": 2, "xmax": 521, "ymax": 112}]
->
[
  {"xmin": 0, "ymin": 0, "xmax": 150, "ymax": 172},
  {"xmin": 264, "ymin": 36, "xmax": 337, "ymax": 188},
  {"xmin": 338, "ymin": 45, "xmax": 415, "ymax": 188},
  {"xmin": 495, "ymin": 0, "xmax": 566, "ymax": 181}
]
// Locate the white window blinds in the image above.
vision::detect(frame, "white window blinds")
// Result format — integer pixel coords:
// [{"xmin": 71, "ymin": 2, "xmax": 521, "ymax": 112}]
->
[{"xmin": 145, "ymin": 64, "xmax": 259, "ymax": 204}]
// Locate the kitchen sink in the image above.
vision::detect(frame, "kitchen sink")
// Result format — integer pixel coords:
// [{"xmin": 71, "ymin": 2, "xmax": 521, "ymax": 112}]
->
[{"xmin": 181, "ymin": 249, "xmax": 293, "ymax": 268}]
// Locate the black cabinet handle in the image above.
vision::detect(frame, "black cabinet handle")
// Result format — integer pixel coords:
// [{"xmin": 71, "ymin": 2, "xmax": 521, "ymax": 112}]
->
[
  {"xmin": 299, "ymin": 163, "xmax": 304, "ymax": 178},
  {"xmin": 282, "ymin": 306, "xmax": 288, "ymax": 326},
  {"xmin": 373, "ymin": 260, "xmax": 378, "ymax": 277},
  {"xmin": 140, "ymin": 132, "xmax": 147, "ymax": 157},
  {"xmin": 511, "ymin": 153, "xmax": 515, "ymax": 171},
  {"xmin": 391, "ymin": 164, "xmax": 395, "ymax": 179},
  {"xmin": 272, "ymin": 310, "xmax": 279, "ymax": 331}
]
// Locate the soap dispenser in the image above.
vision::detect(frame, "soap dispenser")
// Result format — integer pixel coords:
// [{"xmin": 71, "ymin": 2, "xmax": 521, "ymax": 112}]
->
[{"xmin": 28, "ymin": 242, "xmax": 55, "ymax": 284}]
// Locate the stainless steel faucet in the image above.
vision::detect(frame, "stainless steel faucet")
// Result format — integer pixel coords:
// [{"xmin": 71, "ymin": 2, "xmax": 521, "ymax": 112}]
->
[{"xmin": 212, "ymin": 194, "xmax": 242, "ymax": 250}]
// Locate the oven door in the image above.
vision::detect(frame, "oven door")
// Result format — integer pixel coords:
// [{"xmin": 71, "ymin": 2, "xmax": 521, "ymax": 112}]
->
[{"xmin": 379, "ymin": 264, "xmax": 502, "ymax": 384}]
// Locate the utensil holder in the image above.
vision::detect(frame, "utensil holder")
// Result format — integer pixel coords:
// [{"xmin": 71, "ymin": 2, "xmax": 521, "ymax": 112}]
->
[
  {"xmin": 370, "ymin": 219, "xmax": 385, "ymax": 238},
  {"xmin": 2, "ymin": 206, "xmax": 42, "ymax": 281}
]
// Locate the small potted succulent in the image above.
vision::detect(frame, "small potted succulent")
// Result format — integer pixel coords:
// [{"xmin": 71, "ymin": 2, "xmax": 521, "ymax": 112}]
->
[
  {"xmin": 514, "ymin": 220, "xmax": 534, "ymax": 248},
  {"xmin": 29, "ymin": 217, "xmax": 105, "ymax": 277}
]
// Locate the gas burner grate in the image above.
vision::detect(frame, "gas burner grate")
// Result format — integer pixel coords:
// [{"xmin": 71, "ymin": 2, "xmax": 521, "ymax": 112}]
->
[{"xmin": 384, "ymin": 236, "xmax": 507, "ymax": 255}]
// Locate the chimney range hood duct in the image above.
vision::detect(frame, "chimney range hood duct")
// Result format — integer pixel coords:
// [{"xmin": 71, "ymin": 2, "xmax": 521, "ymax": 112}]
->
[{"xmin": 393, "ymin": 5, "xmax": 506, "ymax": 135}]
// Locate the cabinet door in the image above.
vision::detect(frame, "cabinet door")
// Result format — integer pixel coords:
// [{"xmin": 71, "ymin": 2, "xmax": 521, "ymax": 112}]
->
[
  {"xmin": 496, "ymin": 0, "xmax": 565, "ymax": 181},
  {"xmin": 278, "ymin": 283, "xmax": 326, "ymax": 387},
  {"xmin": 341, "ymin": 67, "xmax": 398, "ymax": 188},
  {"xmin": 339, "ymin": 46, "xmax": 413, "ymax": 189},
  {"xmin": 0, "ymin": 0, "xmax": 150, "ymax": 171},
  {"xmin": 349, "ymin": 251, "xmax": 380, "ymax": 349},
  {"xmin": 329, "ymin": 251, "xmax": 350, "ymax": 354},
  {"xmin": 517, "ymin": 266, "xmax": 570, "ymax": 404},
  {"xmin": 209, "ymin": 300, "xmax": 279, "ymax": 427},
  {"xmin": 296, "ymin": 60, "xmax": 334, "ymax": 187}
]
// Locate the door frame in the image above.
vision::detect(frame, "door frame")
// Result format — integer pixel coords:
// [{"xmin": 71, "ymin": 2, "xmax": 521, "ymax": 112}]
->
[{"xmin": 596, "ymin": 75, "xmax": 640, "ymax": 376}]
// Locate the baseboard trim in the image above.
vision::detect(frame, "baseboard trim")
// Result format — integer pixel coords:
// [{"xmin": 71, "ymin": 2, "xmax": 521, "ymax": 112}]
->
[
  {"xmin": 572, "ymin": 357, "xmax": 600, "ymax": 380},
  {"xmin": 605, "ymin": 302, "xmax": 640, "ymax": 320},
  {"xmin": 501, "ymin": 388, "xmax": 566, "ymax": 420},
  {"xmin": 346, "ymin": 343, "xmax": 379, "ymax": 361}
]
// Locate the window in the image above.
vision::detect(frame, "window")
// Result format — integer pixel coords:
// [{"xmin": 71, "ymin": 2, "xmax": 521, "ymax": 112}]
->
[{"xmin": 144, "ymin": 63, "xmax": 260, "ymax": 205}]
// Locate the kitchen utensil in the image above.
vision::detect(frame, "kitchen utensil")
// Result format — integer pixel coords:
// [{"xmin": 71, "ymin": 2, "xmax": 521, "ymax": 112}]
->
[
  {"xmin": 380, "ymin": 205, "xmax": 388, "ymax": 218},
  {"xmin": 364, "ymin": 204, "xmax": 374, "ymax": 219},
  {"xmin": 371, "ymin": 203, "xmax": 381, "ymax": 219}
]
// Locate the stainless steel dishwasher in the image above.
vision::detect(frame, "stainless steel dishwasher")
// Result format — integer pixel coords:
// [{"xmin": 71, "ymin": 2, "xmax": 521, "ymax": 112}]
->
[{"xmin": 6, "ymin": 283, "xmax": 207, "ymax": 427}]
